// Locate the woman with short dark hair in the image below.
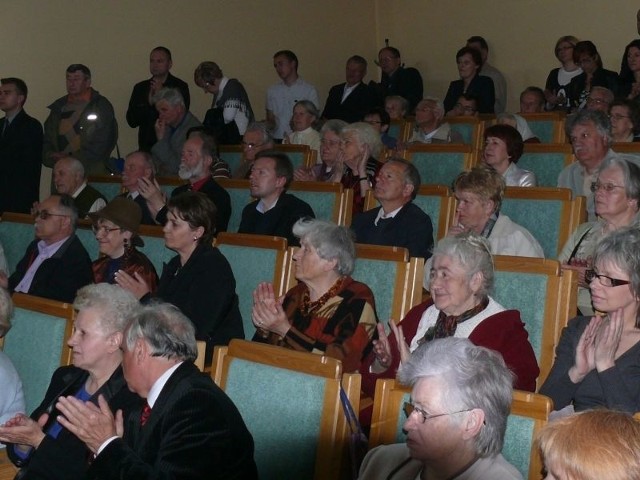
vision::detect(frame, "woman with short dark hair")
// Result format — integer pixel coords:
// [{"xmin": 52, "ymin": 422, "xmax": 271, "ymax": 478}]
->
[
  {"xmin": 482, "ymin": 123, "xmax": 536, "ymax": 186},
  {"xmin": 443, "ymin": 46, "xmax": 495, "ymax": 115}
]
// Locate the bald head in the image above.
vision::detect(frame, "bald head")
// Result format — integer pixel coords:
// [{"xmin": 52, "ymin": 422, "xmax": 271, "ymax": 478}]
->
[{"xmin": 53, "ymin": 157, "xmax": 85, "ymax": 195}]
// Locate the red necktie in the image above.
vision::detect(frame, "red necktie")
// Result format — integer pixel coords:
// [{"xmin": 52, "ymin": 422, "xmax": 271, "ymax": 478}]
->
[{"xmin": 140, "ymin": 402, "xmax": 151, "ymax": 426}]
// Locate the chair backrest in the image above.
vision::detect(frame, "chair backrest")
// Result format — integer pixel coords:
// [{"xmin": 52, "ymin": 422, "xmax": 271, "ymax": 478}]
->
[
  {"xmin": 0, "ymin": 213, "xmax": 36, "ymax": 274},
  {"xmin": 273, "ymin": 144, "xmax": 314, "ymax": 170},
  {"xmin": 87, "ymin": 174, "xmax": 124, "ymax": 200},
  {"xmin": 387, "ymin": 119, "xmax": 412, "ymax": 143},
  {"xmin": 363, "ymin": 184, "xmax": 454, "ymax": 240},
  {"xmin": 492, "ymin": 255, "xmax": 577, "ymax": 387},
  {"xmin": 497, "ymin": 186, "xmax": 583, "ymax": 258},
  {"xmin": 211, "ymin": 339, "xmax": 360, "ymax": 480},
  {"xmin": 288, "ymin": 181, "xmax": 351, "ymax": 225},
  {"xmin": 446, "ymin": 117, "xmax": 484, "ymax": 147},
  {"xmin": 216, "ymin": 178, "xmax": 251, "ymax": 233},
  {"xmin": 368, "ymin": 379, "xmax": 552, "ymax": 480},
  {"xmin": 214, "ymin": 232, "xmax": 288, "ymax": 339},
  {"xmin": 518, "ymin": 112, "xmax": 566, "ymax": 143},
  {"xmin": 0, "ymin": 293, "xmax": 74, "ymax": 414},
  {"xmin": 218, "ymin": 145, "xmax": 244, "ymax": 175},
  {"xmin": 515, "ymin": 143, "xmax": 574, "ymax": 188},
  {"xmin": 403, "ymin": 144, "xmax": 474, "ymax": 187}
]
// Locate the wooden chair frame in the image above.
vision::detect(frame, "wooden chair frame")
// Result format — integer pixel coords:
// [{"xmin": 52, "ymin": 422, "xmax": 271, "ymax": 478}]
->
[
  {"xmin": 211, "ymin": 339, "xmax": 360, "ymax": 480},
  {"xmin": 369, "ymin": 378, "xmax": 552, "ymax": 480},
  {"xmin": 446, "ymin": 116, "xmax": 485, "ymax": 150},
  {"xmin": 518, "ymin": 112, "xmax": 567, "ymax": 143}
]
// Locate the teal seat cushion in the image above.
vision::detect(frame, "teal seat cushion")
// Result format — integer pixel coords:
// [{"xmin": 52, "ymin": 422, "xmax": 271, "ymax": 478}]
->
[
  {"xmin": 225, "ymin": 359, "xmax": 326, "ymax": 479},
  {"xmin": 217, "ymin": 244, "xmax": 280, "ymax": 338},
  {"xmin": 503, "ymin": 415, "xmax": 534, "ymax": 479},
  {"xmin": 288, "ymin": 190, "xmax": 337, "ymax": 222},
  {"xmin": 527, "ymin": 121, "xmax": 554, "ymax": 143},
  {"xmin": 0, "ymin": 222, "xmax": 35, "ymax": 274},
  {"xmin": 219, "ymin": 150, "xmax": 243, "ymax": 174},
  {"xmin": 352, "ymin": 259, "xmax": 395, "ymax": 322},
  {"xmin": 450, "ymin": 124, "xmax": 473, "ymax": 144},
  {"xmin": 4, "ymin": 307, "xmax": 67, "ymax": 413},
  {"xmin": 410, "ymin": 152, "xmax": 466, "ymax": 186},
  {"xmin": 76, "ymin": 229, "xmax": 100, "ymax": 261},
  {"xmin": 412, "ymin": 195, "xmax": 442, "ymax": 241},
  {"xmin": 139, "ymin": 235, "xmax": 174, "ymax": 275},
  {"xmin": 227, "ymin": 188, "xmax": 250, "ymax": 233},
  {"xmin": 517, "ymin": 152, "xmax": 567, "ymax": 188},
  {"xmin": 500, "ymin": 198, "xmax": 562, "ymax": 258},
  {"xmin": 90, "ymin": 181, "xmax": 122, "ymax": 200}
]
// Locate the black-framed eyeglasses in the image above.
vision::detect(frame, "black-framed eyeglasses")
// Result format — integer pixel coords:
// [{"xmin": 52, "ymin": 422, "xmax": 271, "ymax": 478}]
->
[
  {"xmin": 33, "ymin": 210, "xmax": 69, "ymax": 220},
  {"xmin": 590, "ymin": 182, "xmax": 625, "ymax": 193},
  {"xmin": 403, "ymin": 401, "xmax": 472, "ymax": 424},
  {"xmin": 92, "ymin": 225, "xmax": 121, "ymax": 235},
  {"xmin": 585, "ymin": 269, "xmax": 631, "ymax": 287}
]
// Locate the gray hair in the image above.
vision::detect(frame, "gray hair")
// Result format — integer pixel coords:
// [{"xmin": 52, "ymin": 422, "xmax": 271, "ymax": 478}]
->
[
  {"xmin": 398, "ymin": 337, "xmax": 514, "ymax": 457},
  {"xmin": 55, "ymin": 194, "xmax": 79, "ymax": 230},
  {"xmin": 292, "ymin": 218, "xmax": 355, "ymax": 275},
  {"xmin": 153, "ymin": 87, "xmax": 185, "ymax": 107},
  {"xmin": 419, "ymin": 97, "xmax": 445, "ymax": 118},
  {"xmin": 386, "ymin": 157, "xmax": 421, "ymax": 200},
  {"xmin": 245, "ymin": 121, "xmax": 274, "ymax": 145},
  {"xmin": 592, "ymin": 227, "xmax": 640, "ymax": 327},
  {"xmin": 320, "ymin": 119, "xmax": 348, "ymax": 136},
  {"xmin": 125, "ymin": 302, "xmax": 197, "ymax": 362},
  {"xmin": 385, "ymin": 95, "xmax": 409, "ymax": 116},
  {"xmin": 341, "ymin": 122, "xmax": 384, "ymax": 160},
  {"xmin": 565, "ymin": 109, "xmax": 612, "ymax": 145},
  {"xmin": 126, "ymin": 150, "xmax": 156, "ymax": 177},
  {"xmin": 432, "ymin": 233, "xmax": 494, "ymax": 296},
  {"xmin": 73, "ymin": 283, "xmax": 140, "ymax": 335},
  {"xmin": 598, "ymin": 156, "xmax": 640, "ymax": 210},
  {"xmin": 0, "ymin": 288, "xmax": 14, "ymax": 338},
  {"xmin": 589, "ymin": 86, "xmax": 614, "ymax": 105},
  {"xmin": 294, "ymin": 100, "xmax": 320, "ymax": 120}
]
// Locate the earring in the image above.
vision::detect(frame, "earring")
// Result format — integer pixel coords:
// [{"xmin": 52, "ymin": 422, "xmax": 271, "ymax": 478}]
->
[{"xmin": 193, "ymin": 236, "xmax": 198, "ymax": 242}]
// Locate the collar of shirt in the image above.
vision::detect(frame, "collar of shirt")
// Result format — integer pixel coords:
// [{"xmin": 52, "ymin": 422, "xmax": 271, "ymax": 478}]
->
[
  {"xmin": 71, "ymin": 182, "xmax": 88, "ymax": 198},
  {"xmin": 341, "ymin": 82, "xmax": 360, "ymax": 102},
  {"xmin": 3, "ymin": 111, "xmax": 19, "ymax": 124},
  {"xmin": 217, "ymin": 77, "xmax": 229, "ymax": 97},
  {"xmin": 189, "ymin": 175, "xmax": 211, "ymax": 192},
  {"xmin": 38, "ymin": 235, "xmax": 70, "ymax": 257},
  {"xmin": 374, "ymin": 205, "xmax": 403, "ymax": 225},
  {"xmin": 146, "ymin": 361, "xmax": 183, "ymax": 408},
  {"xmin": 256, "ymin": 196, "xmax": 280, "ymax": 213}
]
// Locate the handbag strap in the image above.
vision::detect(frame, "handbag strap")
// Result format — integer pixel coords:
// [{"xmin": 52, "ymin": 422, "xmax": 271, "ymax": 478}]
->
[{"xmin": 339, "ymin": 385, "xmax": 361, "ymax": 434}]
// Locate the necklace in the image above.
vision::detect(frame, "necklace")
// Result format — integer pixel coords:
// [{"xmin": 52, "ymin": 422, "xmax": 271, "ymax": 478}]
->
[{"xmin": 300, "ymin": 276, "xmax": 345, "ymax": 318}]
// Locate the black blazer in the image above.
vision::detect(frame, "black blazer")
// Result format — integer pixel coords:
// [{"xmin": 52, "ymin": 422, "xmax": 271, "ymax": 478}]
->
[
  {"xmin": 8, "ymin": 234, "xmax": 93, "ymax": 303},
  {"xmin": 443, "ymin": 75, "xmax": 496, "ymax": 114},
  {"xmin": 0, "ymin": 109, "xmax": 43, "ymax": 214},
  {"xmin": 90, "ymin": 362, "xmax": 258, "ymax": 480},
  {"xmin": 566, "ymin": 68, "xmax": 620, "ymax": 109},
  {"xmin": 322, "ymin": 82, "xmax": 378, "ymax": 123},
  {"xmin": 7, "ymin": 365, "xmax": 142, "ymax": 480},
  {"xmin": 379, "ymin": 66, "xmax": 424, "ymax": 113}
]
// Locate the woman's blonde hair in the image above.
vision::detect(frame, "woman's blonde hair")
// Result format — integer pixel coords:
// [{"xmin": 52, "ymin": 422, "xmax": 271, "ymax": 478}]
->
[{"xmin": 536, "ymin": 410, "xmax": 640, "ymax": 480}]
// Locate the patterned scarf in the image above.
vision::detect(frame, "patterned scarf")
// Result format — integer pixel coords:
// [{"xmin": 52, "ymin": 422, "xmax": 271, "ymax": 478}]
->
[{"xmin": 420, "ymin": 296, "xmax": 489, "ymax": 344}]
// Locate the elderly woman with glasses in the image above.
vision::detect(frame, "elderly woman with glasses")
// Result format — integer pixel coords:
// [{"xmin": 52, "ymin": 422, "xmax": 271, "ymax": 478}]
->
[
  {"xmin": 293, "ymin": 119, "xmax": 347, "ymax": 182},
  {"xmin": 541, "ymin": 227, "xmax": 640, "ymax": 414},
  {"xmin": 252, "ymin": 219, "xmax": 377, "ymax": 372},
  {"xmin": 360, "ymin": 233, "xmax": 539, "ymax": 419},
  {"xmin": 610, "ymin": 99, "xmax": 640, "ymax": 143},
  {"xmin": 559, "ymin": 157, "xmax": 640, "ymax": 316},
  {"xmin": 359, "ymin": 338, "xmax": 522, "ymax": 480},
  {"xmin": 89, "ymin": 197, "xmax": 158, "ymax": 291}
]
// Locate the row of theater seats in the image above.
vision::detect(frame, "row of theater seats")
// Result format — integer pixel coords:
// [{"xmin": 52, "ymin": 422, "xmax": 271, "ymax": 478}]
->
[{"xmin": 86, "ymin": 173, "xmax": 587, "ymax": 259}]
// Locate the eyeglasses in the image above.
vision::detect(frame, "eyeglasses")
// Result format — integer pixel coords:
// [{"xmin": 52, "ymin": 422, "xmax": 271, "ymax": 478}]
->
[
  {"xmin": 586, "ymin": 97, "xmax": 609, "ymax": 106},
  {"xmin": 590, "ymin": 182, "xmax": 625, "ymax": 193},
  {"xmin": 92, "ymin": 225, "xmax": 121, "ymax": 235},
  {"xmin": 585, "ymin": 269, "xmax": 631, "ymax": 287},
  {"xmin": 403, "ymin": 401, "xmax": 472, "ymax": 424},
  {"xmin": 455, "ymin": 103, "xmax": 477, "ymax": 114},
  {"xmin": 33, "ymin": 210, "xmax": 69, "ymax": 220},
  {"xmin": 609, "ymin": 113, "xmax": 631, "ymax": 121},
  {"xmin": 242, "ymin": 141, "xmax": 264, "ymax": 150}
]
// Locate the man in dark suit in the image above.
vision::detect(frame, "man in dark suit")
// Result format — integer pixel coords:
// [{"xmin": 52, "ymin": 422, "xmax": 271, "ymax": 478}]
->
[
  {"xmin": 322, "ymin": 55, "xmax": 377, "ymax": 123},
  {"xmin": 239, "ymin": 152, "xmax": 315, "ymax": 245},
  {"xmin": 351, "ymin": 158, "xmax": 433, "ymax": 259},
  {"xmin": 0, "ymin": 194, "xmax": 93, "ymax": 303},
  {"xmin": 377, "ymin": 47, "xmax": 424, "ymax": 113},
  {"xmin": 126, "ymin": 47, "xmax": 191, "ymax": 152},
  {"xmin": 140, "ymin": 132, "xmax": 231, "ymax": 232},
  {"xmin": 0, "ymin": 77, "xmax": 43, "ymax": 214},
  {"xmin": 56, "ymin": 302, "xmax": 258, "ymax": 480},
  {"xmin": 120, "ymin": 150, "xmax": 156, "ymax": 225}
]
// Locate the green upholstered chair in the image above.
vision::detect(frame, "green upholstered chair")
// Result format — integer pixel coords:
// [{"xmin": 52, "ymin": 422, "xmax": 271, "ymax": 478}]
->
[
  {"xmin": 216, "ymin": 179, "xmax": 252, "ymax": 233},
  {"xmin": 0, "ymin": 213, "xmax": 37, "ymax": 274},
  {"xmin": 214, "ymin": 233, "xmax": 288, "ymax": 339},
  {"xmin": 273, "ymin": 144, "xmax": 314, "ymax": 170},
  {"xmin": 500, "ymin": 186, "xmax": 582, "ymax": 259},
  {"xmin": 211, "ymin": 339, "xmax": 360, "ymax": 480},
  {"xmin": 75, "ymin": 227, "xmax": 99, "ymax": 260},
  {"xmin": 0, "ymin": 294, "xmax": 74, "ymax": 414},
  {"xmin": 368, "ymin": 379, "xmax": 552, "ymax": 480},
  {"xmin": 492, "ymin": 256, "xmax": 577, "ymax": 387},
  {"xmin": 517, "ymin": 144, "xmax": 573, "ymax": 188},
  {"xmin": 218, "ymin": 145, "xmax": 244, "ymax": 175},
  {"xmin": 364, "ymin": 184, "xmax": 454, "ymax": 241},
  {"xmin": 446, "ymin": 117, "xmax": 484, "ymax": 147},
  {"xmin": 136, "ymin": 225, "xmax": 174, "ymax": 274},
  {"xmin": 387, "ymin": 119, "xmax": 404, "ymax": 142},
  {"xmin": 403, "ymin": 144, "xmax": 474, "ymax": 187},
  {"xmin": 288, "ymin": 181, "xmax": 351, "ymax": 225},
  {"xmin": 519, "ymin": 112, "xmax": 566, "ymax": 143},
  {"xmin": 86, "ymin": 175, "xmax": 123, "ymax": 200}
]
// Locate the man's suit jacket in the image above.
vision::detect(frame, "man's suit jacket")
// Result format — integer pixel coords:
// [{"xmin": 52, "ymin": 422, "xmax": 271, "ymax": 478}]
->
[
  {"xmin": 0, "ymin": 109, "xmax": 43, "ymax": 214},
  {"xmin": 8, "ymin": 234, "xmax": 93, "ymax": 303},
  {"xmin": 7, "ymin": 366, "xmax": 141, "ymax": 480},
  {"xmin": 155, "ymin": 177, "xmax": 231, "ymax": 232},
  {"xmin": 322, "ymin": 82, "xmax": 377, "ymax": 123},
  {"xmin": 90, "ymin": 362, "xmax": 258, "ymax": 480}
]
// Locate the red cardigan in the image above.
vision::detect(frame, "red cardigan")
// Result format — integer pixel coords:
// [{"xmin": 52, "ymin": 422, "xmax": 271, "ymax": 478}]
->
[{"xmin": 360, "ymin": 300, "xmax": 540, "ymax": 398}]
